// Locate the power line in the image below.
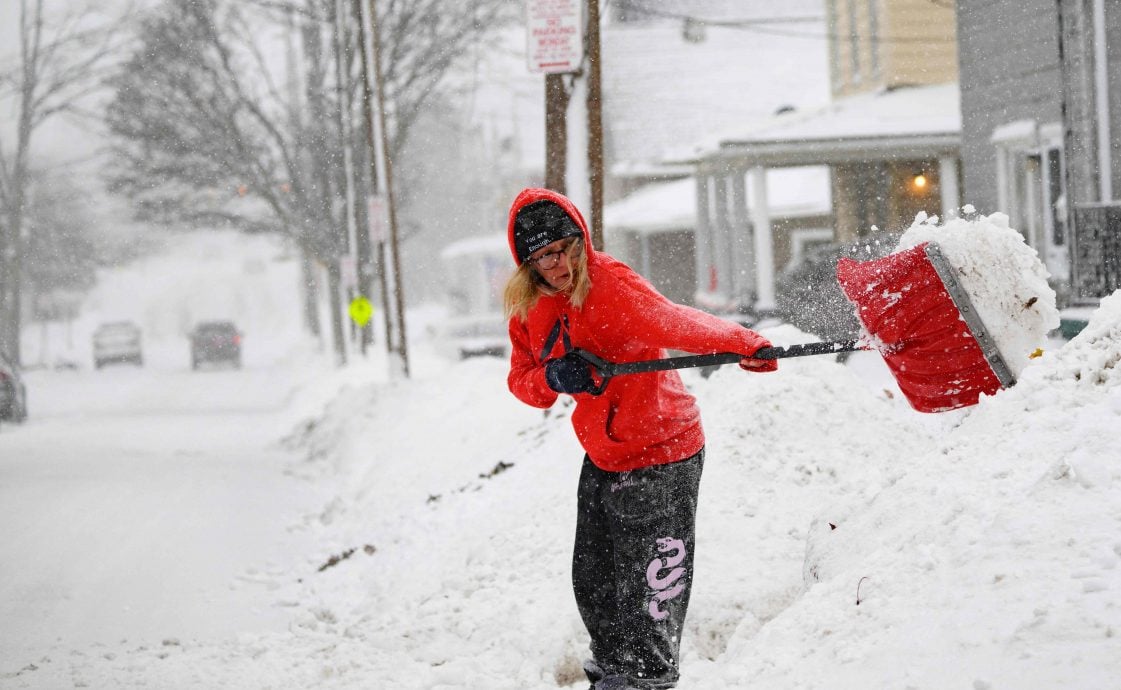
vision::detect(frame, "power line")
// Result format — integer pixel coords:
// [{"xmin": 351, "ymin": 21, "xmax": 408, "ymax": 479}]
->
[
  {"xmin": 610, "ymin": 0, "xmax": 956, "ymax": 44},
  {"xmin": 611, "ymin": 0, "xmax": 822, "ymax": 28}
]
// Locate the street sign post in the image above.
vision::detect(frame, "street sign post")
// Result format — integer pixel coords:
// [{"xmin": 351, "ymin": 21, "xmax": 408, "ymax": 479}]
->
[{"xmin": 526, "ymin": 0, "xmax": 582, "ymax": 74}]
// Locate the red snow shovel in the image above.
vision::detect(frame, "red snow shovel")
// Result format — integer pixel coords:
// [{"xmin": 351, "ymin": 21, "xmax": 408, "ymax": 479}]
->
[
  {"xmin": 571, "ymin": 242, "xmax": 1014, "ymax": 413},
  {"xmin": 835, "ymin": 241, "xmax": 1014, "ymax": 412}
]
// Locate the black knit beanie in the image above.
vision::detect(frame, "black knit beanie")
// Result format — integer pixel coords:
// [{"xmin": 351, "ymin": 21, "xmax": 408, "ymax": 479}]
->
[{"xmin": 513, "ymin": 200, "xmax": 582, "ymax": 263}]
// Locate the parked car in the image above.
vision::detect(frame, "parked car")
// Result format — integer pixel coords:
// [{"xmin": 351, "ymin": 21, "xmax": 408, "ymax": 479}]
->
[
  {"xmin": 190, "ymin": 321, "xmax": 242, "ymax": 369},
  {"xmin": 92, "ymin": 321, "xmax": 144, "ymax": 368},
  {"xmin": 434, "ymin": 235, "xmax": 512, "ymax": 360},
  {"xmin": 0, "ymin": 352, "xmax": 27, "ymax": 424}
]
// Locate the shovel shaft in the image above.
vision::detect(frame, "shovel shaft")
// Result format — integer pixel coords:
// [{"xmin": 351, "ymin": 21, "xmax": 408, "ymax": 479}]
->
[{"xmin": 573, "ymin": 340, "xmax": 863, "ymax": 382}]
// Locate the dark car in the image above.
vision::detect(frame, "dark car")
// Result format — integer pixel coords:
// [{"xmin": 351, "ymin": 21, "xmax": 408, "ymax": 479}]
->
[
  {"xmin": 0, "ymin": 352, "xmax": 27, "ymax": 424},
  {"xmin": 190, "ymin": 321, "xmax": 242, "ymax": 369},
  {"xmin": 92, "ymin": 320, "xmax": 143, "ymax": 368}
]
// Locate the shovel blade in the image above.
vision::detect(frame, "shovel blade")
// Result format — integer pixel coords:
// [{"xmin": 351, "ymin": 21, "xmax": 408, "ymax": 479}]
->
[{"xmin": 836, "ymin": 242, "xmax": 1004, "ymax": 413}]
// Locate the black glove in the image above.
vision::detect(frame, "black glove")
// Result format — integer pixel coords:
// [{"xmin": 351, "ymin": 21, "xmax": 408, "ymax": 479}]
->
[{"xmin": 544, "ymin": 351, "xmax": 597, "ymax": 394}]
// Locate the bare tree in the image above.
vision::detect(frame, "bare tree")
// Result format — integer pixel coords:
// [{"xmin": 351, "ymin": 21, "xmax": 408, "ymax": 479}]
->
[
  {"xmin": 23, "ymin": 172, "xmax": 100, "ymax": 306},
  {"xmin": 373, "ymin": 0, "xmax": 515, "ymax": 157},
  {"xmin": 105, "ymin": 0, "xmax": 515, "ymax": 364},
  {"xmin": 106, "ymin": 0, "xmax": 355, "ymax": 361},
  {"xmin": 0, "ymin": 0, "xmax": 127, "ymax": 363}
]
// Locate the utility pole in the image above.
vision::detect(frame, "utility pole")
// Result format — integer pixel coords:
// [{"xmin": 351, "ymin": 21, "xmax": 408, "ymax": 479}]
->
[
  {"xmin": 586, "ymin": 0, "xmax": 605, "ymax": 251},
  {"xmin": 359, "ymin": 0, "xmax": 409, "ymax": 378},
  {"xmin": 545, "ymin": 74, "xmax": 569, "ymax": 193},
  {"xmin": 354, "ymin": 0, "xmax": 393, "ymax": 358},
  {"xmin": 332, "ymin": 0, "xmax": 358, "ymax": 358}
]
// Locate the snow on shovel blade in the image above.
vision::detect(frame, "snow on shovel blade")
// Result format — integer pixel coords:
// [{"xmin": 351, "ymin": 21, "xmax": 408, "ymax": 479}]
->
[{"xmin": 836, "ymin": 241, "xmax": 1014, "ymax": 413}]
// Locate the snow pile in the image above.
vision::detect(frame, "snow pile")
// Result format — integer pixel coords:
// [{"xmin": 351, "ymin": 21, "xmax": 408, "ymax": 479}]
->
[
  {"xmin": 257, "ymin": 315, "xmax": 1116, "ymax": 690},
  {"xmin": 896, "ymin": 211, "xmax": 1060, "ymax": 377},
  {"xmin": 183, "ymin": 326, "xmax": 942, "ymax": 689},
  {"xmin": 716, "ymin": 292, "xmax": 1121, "ymax": 689}
]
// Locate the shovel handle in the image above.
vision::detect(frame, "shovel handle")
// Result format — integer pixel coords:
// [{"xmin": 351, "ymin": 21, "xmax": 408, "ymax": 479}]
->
[{"xmin": 571, "ymin": 340, "xmax": 862, "ymax": 394}]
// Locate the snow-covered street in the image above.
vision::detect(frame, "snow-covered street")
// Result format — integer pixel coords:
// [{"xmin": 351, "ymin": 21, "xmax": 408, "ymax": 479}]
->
[
  {"xmin": 0, "ymin": 352, "xmax": 335, "ymax": 666},
  {"xmin": 0, "ymin": 231, "xmax": 350, "ymax": 685}
]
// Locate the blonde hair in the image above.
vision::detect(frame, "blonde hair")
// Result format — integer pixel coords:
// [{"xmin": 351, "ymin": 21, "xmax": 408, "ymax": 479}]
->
[{"xmin": 503, "ymin": 239, "xmax": 591, "ymax": 321}]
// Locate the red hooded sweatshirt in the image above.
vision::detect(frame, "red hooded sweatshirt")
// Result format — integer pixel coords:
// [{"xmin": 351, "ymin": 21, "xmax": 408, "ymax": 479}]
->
[{"xmin": 506, "ymin": 188, "xmax": 769, "ymax": 473}]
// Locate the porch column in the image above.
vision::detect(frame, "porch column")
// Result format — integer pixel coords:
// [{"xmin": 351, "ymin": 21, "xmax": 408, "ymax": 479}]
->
[
  {"xmin": 939, "ymin": 156, "xmax": 960, "ymax": 220},
  {"xmin": 713, "ymin": 173, "xmax": 736, "ymax": 303},
  {"xmin": 729, "ymin": 170, "xmax": 756, "ymax": 309},
  {"xmin": 748, "ymin": 165, "xmax": 776, "ymax": 312},
  {"xmin": 694, "ymin": 174, "xmax": 713, "ymax": 297},
  {"xmin": 994, "ymin": 147, "xmax": 1009, "ymax": 213}
]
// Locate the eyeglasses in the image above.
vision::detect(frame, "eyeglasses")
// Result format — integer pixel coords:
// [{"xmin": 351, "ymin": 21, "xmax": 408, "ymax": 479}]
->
[{"xmin": 528, "ymin": 240, "xmax": 576, "ymax": 270}]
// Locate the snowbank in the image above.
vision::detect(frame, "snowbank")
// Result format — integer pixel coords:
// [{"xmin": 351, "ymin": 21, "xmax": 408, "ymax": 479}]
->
[
  {"xmin": 780, "ymin": 291, "xmax": 1121, "ymax": 689},
  {"xmin": 225, "ymin": 309, "xmax": 1120, "ymax": 689}
]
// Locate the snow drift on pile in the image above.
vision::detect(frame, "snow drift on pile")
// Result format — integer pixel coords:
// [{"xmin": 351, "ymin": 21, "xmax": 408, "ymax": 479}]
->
[
  {"xmin": 746, "ymin": 292, "xmax": 1121, "ymax": 690},
  {"xmin": 897, "ymin": 210, "xmax": 1060, "ymax": 377}
]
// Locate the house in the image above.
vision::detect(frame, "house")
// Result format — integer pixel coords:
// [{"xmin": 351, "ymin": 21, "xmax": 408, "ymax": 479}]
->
[
  {"xmin": 604, "ymin": 171, "xmax": 831, "ymax": 308},
  {"xmin": 957, "ymin": 0, "xmax": 1121, "ymax": 307},
  {"xmin": 678, "ymin": 0, "xmax": 962, "ymax": 314},
  {"xmin": 599, "ymin": 0, "xmax": 831, "ymax": 307}
]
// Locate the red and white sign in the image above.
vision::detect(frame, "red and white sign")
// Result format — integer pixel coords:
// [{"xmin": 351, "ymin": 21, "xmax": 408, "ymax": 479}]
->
[{"xmin": 526, "ymin": 0, "xmax": 582, "ymax": 74}]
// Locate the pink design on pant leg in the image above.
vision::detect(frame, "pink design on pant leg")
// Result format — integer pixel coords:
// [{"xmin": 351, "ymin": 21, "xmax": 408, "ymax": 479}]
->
[
  {"xmin": 646, "ymin": 537, "xmax": 687, "ymax": 620},
  {"xmin": 648, "ymin": 582, "xmax": 687, "ymax": 621}
]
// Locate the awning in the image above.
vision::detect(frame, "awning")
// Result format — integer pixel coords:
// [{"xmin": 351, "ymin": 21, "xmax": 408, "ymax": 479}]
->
[{"xmin": 605, "ymin": 170, "xmax": 831, "ymax": 236}]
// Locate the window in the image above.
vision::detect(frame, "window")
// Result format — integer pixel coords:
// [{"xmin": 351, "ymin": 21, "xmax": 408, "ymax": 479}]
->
[
  {"xmin": 992, "ymin": 120, "xmax": 1070, "ymax": 282},
  {"xmin": 785, "ymin": 228, "xmax": 834, "ymax": 272}
]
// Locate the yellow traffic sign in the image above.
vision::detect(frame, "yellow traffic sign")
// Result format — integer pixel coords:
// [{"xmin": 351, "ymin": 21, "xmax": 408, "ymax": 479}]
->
[{"xmin": 348, "ymin": 296, "xmax": 374, "ymax": 327}]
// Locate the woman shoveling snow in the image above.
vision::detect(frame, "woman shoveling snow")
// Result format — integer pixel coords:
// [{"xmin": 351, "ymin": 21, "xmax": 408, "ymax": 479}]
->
[{"xmin": 502, "ymin": 188, "xmax": 776, "ymax": 690}]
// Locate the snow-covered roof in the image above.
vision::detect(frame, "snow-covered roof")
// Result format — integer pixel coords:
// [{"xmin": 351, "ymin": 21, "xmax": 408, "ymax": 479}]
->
[
  {"xmin": 604, "ymin": 178, "xmax": 697, "ymax": 233},
  {"xmin": 672, "ymin": 82, "xmax": 962, "ymax": 166},
  {"xmin": 605, "ymin": 167, "xmax": 832, "ymax": 235},
  {"xmin": 603, "ymin": 8, "xmax": 830, "ymax": 177}
]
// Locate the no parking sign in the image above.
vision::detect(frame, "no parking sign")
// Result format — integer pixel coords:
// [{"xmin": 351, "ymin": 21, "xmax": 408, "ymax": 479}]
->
[{"xmin": 526, "ymin": 0, "xmax": 582, "ymax": 74}]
